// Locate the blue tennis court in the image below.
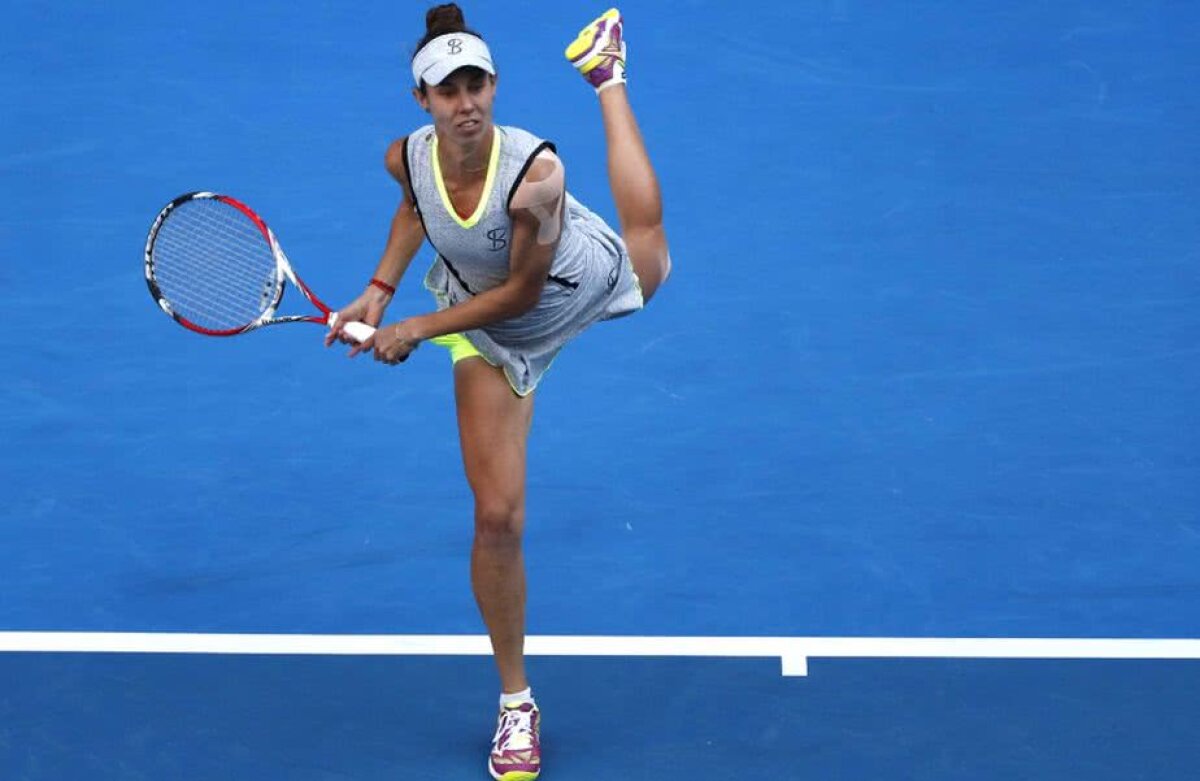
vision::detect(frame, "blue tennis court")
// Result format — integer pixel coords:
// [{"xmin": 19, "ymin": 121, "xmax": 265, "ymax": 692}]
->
[{"xmin": 3, "ymin": 1, "xmax": 1198, "ymax": 778}]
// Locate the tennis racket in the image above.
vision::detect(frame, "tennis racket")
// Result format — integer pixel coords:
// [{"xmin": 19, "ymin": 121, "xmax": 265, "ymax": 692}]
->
[{"xmin": 144, "ymin": 191, "xmax": 376, "ymax": 341}]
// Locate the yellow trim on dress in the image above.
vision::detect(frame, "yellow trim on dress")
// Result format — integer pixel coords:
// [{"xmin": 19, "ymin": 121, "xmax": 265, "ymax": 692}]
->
[{"xmin": 431, "ymin": 128, "xmax": 502, "ymax": 230}]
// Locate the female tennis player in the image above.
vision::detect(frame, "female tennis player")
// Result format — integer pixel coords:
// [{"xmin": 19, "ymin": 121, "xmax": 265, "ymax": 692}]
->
[{"xmin": 326, "ymin": 5, "xmax": 669, "ymax": 778}]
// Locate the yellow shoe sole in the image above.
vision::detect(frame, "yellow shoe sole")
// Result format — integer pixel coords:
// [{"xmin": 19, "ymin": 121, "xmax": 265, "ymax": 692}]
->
[{"xmin": 564, "ymin": 7, "xmax": 621, "ymax": 73}]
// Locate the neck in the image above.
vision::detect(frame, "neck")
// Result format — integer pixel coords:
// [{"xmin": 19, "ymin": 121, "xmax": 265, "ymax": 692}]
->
[{"xmin": 437, "ymin": 124, "xmax": 495, "ymax": 177}]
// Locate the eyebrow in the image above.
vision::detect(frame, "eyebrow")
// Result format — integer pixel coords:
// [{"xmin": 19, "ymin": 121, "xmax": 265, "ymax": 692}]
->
[{"xmin": 437, "ymin": 77, "xmax": 485, "ymax": 90}]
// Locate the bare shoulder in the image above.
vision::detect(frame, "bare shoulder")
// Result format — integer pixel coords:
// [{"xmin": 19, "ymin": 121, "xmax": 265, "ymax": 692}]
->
[
  {"xmin": 526, "ymin": 148, "xmax": 563, "ymax": 182},
  {"xmin": 510, "ymin": 148, "xmax": 565, "ymax": 212},
  {"xmin": 384, "ymin": 138, "xmax": 409, "ymax": 183}
]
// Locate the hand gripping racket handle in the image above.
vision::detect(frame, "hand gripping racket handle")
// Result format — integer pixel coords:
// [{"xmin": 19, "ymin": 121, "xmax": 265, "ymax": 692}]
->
[
  {"xmin": 341, "ymin": 320, "xmax": 377, "ymax": 343},
  {"xmin": 328, "ymin": 313, "xmax": 377, "ymax": 343}
]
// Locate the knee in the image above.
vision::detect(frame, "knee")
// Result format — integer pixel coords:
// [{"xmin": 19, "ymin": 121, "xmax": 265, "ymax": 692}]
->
[
  {"xmin": 637, "ymin": 248, "xmax": 672, "ymax": 305},
  {"xmin": 624, "ymin": 225, "xmax": 671, "ymax": 301},
  {"xmin": 627, "ymin": 223, "xmax": 667, "ymax": 251},
  {"xmin": 474, "ymin": 497, "xmax": 525, "ymax": 547}
]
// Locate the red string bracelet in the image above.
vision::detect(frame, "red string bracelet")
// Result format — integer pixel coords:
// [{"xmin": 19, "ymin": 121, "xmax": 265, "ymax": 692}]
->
[{"xmin": 370, "ymin": 278, "xmax": 396, "ymax": 295}]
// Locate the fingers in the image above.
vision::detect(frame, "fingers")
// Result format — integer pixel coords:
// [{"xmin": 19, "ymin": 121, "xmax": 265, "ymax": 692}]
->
[
  {"xmin": 348, "ymin": 334, "xmax": 375, "ymax": 358},
  {"xmin": 324, "ymin": 320, "xmax": 344, "ymax": 348},
  {"xmin": 325, "ymin": 310, "xmax": 360, "ymax": 347},
  {"xmin": 374, "ymin": 346, "xmax": 408, "ymax": 364},
  {"xmin": 326, "ymin": 299, "xmax": 378, "ymax": 348},
  {"xmin": 372, "ymin": 342, "xmax": 412, "ymax": 366},
  {"xmin": 331, "ymin": 317, "xmax": 411, "ymax": 365}
]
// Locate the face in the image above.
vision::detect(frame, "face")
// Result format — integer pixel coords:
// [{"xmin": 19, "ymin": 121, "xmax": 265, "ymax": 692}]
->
[{"xmin": 414, "ymin": 67, "xmax": 497, "ymax": 143}]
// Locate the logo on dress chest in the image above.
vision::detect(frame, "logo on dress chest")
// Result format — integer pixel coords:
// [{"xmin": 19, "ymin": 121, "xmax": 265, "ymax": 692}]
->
[{"xmin": 487, "ymin": 226, "xmax": 508, "ymax": 251}]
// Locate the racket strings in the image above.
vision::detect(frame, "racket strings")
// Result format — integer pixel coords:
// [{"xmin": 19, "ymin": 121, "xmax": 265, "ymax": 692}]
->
[{"xmin": 150, "ymin": 199, "xmax": 284, "ymax": 331}]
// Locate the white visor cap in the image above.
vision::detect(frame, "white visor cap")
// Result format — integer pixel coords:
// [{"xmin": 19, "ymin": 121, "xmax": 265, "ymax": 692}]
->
[{"xmin": 412, "ymin": 33, "xmax": 496, "ymax": 87}]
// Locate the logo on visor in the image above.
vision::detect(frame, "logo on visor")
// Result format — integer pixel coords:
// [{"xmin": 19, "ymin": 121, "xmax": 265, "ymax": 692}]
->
[{"xmin": 448, "ymin": 38, "xmax": 463, "ymax": 54}]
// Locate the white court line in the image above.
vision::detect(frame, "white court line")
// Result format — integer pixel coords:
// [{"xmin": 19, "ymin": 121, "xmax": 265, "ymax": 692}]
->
[{"xmin": 1, "ymin": 633, "xmax": 1199, "ymax": 677}]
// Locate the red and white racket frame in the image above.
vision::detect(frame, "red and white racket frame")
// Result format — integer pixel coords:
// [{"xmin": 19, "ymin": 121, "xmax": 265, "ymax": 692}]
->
[{"xmin": 144, "ymin": 191, "xmax": 374, "ymax": 341}]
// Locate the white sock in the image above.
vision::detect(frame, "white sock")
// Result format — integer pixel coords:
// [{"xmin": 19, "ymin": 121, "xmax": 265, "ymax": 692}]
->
[
  {"xmin": 595, "ymin": 73, "xmax": 626, "ymax": 94},
  {"xmin": 500, "ymin": 687, "xmax": 534, "ymax": 708}
]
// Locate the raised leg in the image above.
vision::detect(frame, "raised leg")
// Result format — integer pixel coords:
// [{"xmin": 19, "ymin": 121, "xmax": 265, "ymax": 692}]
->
[
  {"xmin": 566, "ymin": 9, "xmax": 672, "ymax": 303},
  {"xmin": 597, "ymin": 84, "xmax": 671, "ymax": 303}
]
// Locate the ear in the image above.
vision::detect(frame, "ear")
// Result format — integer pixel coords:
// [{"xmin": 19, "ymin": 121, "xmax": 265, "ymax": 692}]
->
[{"xmin": 412, "ymin": 86, "xmax": 430, "ymax": 113}]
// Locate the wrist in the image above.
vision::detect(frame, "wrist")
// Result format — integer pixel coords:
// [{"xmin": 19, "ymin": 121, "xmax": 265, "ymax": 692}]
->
[
  {"xmin": 369, "ymin": 277, "xmax": 397, "ymax": 296},
  {"xmin": 365, "ymin": 284, "xmax": 393, "ymax": 306},
  {"xmin": 407, "ymin": 314, "xmax": 435, "ymax": 342}
]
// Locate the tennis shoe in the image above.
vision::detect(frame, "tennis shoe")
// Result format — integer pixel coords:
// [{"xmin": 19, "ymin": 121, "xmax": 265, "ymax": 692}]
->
[
  {"xmin": 565, "ymin": 8, "xmax": 626, "ymax": 93},
  {"xmin": 488, "ymin": 701, "xmax": 541, "ymax": 781}
]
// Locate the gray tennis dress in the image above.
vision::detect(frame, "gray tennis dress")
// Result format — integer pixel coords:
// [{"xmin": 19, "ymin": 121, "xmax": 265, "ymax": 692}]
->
[{"xmin": 404, "ymin": 123, "xmax": 643, "ymax": 396}]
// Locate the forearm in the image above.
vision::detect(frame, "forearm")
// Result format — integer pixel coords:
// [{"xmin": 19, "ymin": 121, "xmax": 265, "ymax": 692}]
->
[
  {"xmin": 371, "ymin": 200, "xmax": 425, "ymax": 288},
  {"xmin": 411, "ymin": 281, "xmax": 540, "ymax": 340}
]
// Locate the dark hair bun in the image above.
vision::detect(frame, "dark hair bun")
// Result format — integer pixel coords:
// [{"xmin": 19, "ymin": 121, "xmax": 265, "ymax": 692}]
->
[
  {"xmin": 425, "ymin": 3, "xmax": 467, "ymax": 36},
  {"xmin": 412, "ymin": 3, "xmax": 483, "ymax": 71}
]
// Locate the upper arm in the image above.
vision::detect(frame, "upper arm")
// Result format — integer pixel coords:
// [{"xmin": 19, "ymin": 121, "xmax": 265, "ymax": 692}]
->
[
  {"xmin": 507, "ymin": 150, "xmax": 565, "ymax": 297},
  {"xmin": 380, "ymin": 138, "xmax": 428, "ymax": 266},
  {"xmin": 384, "ymin": 139, "xmax": 417, "ymax": 208}
]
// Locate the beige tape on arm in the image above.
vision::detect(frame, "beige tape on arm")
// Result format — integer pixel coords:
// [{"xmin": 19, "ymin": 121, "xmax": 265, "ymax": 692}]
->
[{"xmin": 511, "ymin": 150, "xmax": 565, "ymax": 246}]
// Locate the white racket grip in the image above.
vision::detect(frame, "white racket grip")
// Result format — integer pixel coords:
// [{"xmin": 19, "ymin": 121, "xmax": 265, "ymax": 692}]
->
[
  {"xmin": 328, "ymin": 312, "xmax": 377, "ymax": 343},
  {"xmin": 342, "ymin": 321, "xmax": 377, "ymax": 343}
]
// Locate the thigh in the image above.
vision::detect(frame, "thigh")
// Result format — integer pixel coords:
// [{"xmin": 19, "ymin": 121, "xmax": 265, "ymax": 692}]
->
[{"xmin": 453, "ymin": 358, "xmax": 535, "ymax": 508}]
